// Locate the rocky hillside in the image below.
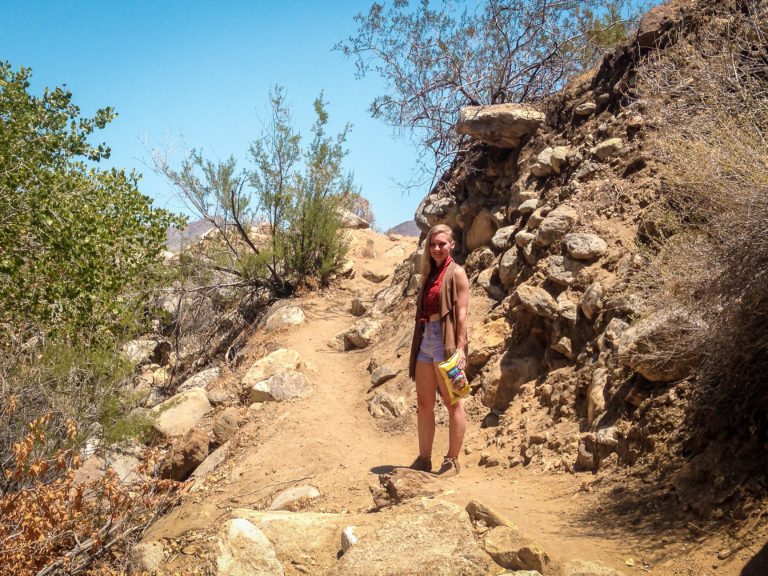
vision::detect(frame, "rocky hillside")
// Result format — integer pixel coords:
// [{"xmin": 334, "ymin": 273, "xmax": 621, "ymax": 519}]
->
[{"xmin": 381, "ymin": 0, "xmax": 768, "ymax": 521}]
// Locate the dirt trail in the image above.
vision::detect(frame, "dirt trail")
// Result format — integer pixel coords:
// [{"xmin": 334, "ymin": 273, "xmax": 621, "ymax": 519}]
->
[{"xmin": 147, "ymin": 229, "xmax": 754, "ymax": 576}]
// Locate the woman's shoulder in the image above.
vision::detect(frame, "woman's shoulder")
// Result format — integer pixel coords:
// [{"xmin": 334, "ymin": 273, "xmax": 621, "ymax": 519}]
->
[{"xmin": 448, "ymin": 260, "xmax": 469, "ymax": 286}]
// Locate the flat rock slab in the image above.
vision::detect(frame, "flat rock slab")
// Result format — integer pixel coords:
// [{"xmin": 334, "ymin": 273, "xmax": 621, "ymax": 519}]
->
[
  {"xmin": 331, "ymin": 499, "xmax": 498, "ymax": 575},
  {"xmin": 456, "ymin": 103, "xmax": 545, "ymax": 148}
]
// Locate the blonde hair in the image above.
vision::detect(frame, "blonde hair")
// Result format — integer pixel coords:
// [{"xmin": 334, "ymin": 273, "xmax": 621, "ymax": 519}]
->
[{"xmin": 419, "ymin": 224, "xmax": 454, "ymax": 287}]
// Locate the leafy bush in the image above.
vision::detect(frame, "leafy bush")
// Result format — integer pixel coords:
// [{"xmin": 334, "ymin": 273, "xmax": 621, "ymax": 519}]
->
[
  {"xmin": 0, "ymin": 62, "xmax": 184, "ymax": 342},
  {"xmin": 157, "ymin": 88, "xmax": 356, "ymax": 292}
]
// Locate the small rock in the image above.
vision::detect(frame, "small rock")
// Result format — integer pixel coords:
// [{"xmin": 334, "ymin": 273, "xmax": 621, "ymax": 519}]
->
[
  {"xmin": 515, "ymin": 284, "xmax": 559, "ymax": 319},
  {"xmin": 591, "ymin": 138, "xmax": 624, "ymax": 161},
  {"xmin": 179, "ymin": 366, "xmax": 222, "ymax": 392},
  {"xmin": 564, "ymin": 233, "xmax": 608, "ymax": 260},
  {"xmin": 207, "ymin": 388, "xmax": 229, "ymax": 406},
  {"xmin": 330, "ymin": 318, "xmax": 383, "ymax": 351},
  {"xmin": 535, "ymin": 205, "xmax": 578, "ymax": 247},
  {"xmin": 550, "ymin": 146, "xmax": 570, "ymax": 174},
  {"xmin": 491, "ymin": 226, "xmax": 517, "ymax": 251},
  {"xmin": 268, "ymin": 485, "xmax": 320, "ymax": 511},
  {"xmin": 465, "ymin": 499, "xmax": 515, "ymax": 528},
  {"xmin": 158, "ymin": 428, "xmax": 209, "ymax": 481},
  {"xmin": 363, "ymin": 270, "xmax": 389, "ymax": 283},
  {"xmin": 515, "ymin": 231, "xmax": 535, "ymax": 247},
  {"xmin": 581, "ymin": 282, "xmax": 603, "ymax": 320},
  {"xmin": 262, "ymin": 305, "xmax": 306, "ymax": 332},
  {"xmin": 367, "ymin": 390, "xmax": 406, "ymax": 419},
  {"xmin": 518, "ymin": 198, "xmax": 539, "ymax": 214},
  {"xmin": 350, "ymin": 298, "xmax": 367, "ymax": 316},
  {"xmin": 370, "ymin": 365, "xmax": 398, "ymax": 388},
  {"xmin": 127, "ymin": 542, "xmax": 165, "ymax": 576},
  {"xmin": 212, "ymin": 407, "xmax": 240, "ymax": 444},
  {"xmin": 574, "ymin": 101, "xmax": 597, "ymax": 116},
  {"xmin": 342, "ymin": 526, "xmax": 358, "ymax": 553}
]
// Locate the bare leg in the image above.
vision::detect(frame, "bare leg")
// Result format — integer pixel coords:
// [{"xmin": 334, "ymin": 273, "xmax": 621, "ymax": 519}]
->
[
  {"xmin": 415, "ymin": 360, "xmax": 439, "ymax": 458},
  {"xmin": 435, "ymin": 364, "xmax": 466, "ymax": 459}
]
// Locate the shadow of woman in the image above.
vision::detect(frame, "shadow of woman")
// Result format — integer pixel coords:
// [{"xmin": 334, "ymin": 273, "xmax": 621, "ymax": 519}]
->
[{"xmin": 370, "ymin": 465, "xmax": 399, "ymax": 474}]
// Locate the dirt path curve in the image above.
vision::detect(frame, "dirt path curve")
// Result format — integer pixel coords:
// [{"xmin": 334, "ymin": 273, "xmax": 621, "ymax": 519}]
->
[{"xmin": 146, "ymin": 229, "xmax": 751, "ymax": 576}]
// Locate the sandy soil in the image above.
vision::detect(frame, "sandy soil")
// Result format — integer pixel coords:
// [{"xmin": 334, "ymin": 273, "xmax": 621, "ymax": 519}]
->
[{"xmin": 145, "ymin": 229, "xmax": 764, "ymax": 575}]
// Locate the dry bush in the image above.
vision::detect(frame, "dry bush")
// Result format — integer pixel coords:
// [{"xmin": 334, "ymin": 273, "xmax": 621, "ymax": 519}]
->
[
  {"xmin": 632, "ymin": 0, "xmax": 768, "ymax": 436},
  {"xmin": 0, "ymin": 411, "xmax": 181, "ymax": 575}
]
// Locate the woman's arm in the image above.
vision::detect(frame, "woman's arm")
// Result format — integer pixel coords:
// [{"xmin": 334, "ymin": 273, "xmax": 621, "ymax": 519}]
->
[{"xmin": 454, "ymin": 265, "xmax": 469, "ymax": 367}]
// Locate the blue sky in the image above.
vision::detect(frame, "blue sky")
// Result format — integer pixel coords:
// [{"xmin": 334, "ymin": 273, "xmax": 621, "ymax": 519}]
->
[{"xmin": 2, "ymin": 1, "xmax": 423, "ymax": 230}]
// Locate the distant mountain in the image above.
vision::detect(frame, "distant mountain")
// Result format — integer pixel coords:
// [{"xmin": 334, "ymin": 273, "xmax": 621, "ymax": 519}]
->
[
  {"xmin": 386, "ymin": 220, "xmax": 420, "ymax": 237},
  {"xmin": 165, "ymin": 219, "xmax": 216, "ymax": 252}
]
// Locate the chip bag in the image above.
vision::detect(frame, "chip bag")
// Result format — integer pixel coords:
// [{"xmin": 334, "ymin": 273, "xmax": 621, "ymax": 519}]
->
[{"xmin": 438, "ymin": 350, "xmax": 470, "ymax": 405}]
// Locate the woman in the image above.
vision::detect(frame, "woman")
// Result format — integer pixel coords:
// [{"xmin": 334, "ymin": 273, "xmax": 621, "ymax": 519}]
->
[{"xmin": 408, "ymin": 224, "xmax": 469, "ymax": 476}]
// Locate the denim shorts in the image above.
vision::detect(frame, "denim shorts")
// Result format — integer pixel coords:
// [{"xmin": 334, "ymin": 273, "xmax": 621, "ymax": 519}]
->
[{"xmin": 417, "ymin": 320, "xmax": 445, "ymax": 364}]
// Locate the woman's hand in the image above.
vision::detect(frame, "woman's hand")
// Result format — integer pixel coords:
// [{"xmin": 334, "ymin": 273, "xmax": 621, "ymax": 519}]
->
[{"xmin": 456, "ymin": 348, "xmax": 467, "ymax": 371}]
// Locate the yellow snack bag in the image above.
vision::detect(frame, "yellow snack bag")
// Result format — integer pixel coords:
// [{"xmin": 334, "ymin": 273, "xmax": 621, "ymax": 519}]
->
[{"xmin": 438, "ymin": 350, "xmax": 470, "ymax": 405}]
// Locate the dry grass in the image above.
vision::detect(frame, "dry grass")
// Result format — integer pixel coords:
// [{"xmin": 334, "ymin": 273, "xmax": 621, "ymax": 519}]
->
[{"xmin": 632, "ymin": 0, "xmax": 768, "ymax": 437}]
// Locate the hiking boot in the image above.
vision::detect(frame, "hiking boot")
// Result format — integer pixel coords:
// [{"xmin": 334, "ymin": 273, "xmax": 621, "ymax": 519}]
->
[
  {"xmin": 436, "ymin": 456, "xmax": 460, "ymax": 477},
  {"xmin": 409, "ymin": 455, "xmax": 432, "ymax": 472}
]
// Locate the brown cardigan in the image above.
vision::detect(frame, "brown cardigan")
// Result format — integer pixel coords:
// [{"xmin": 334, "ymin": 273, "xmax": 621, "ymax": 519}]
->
[{"xmin": 408, "ymin": 260, "xmax": 468, "ymax": 379}]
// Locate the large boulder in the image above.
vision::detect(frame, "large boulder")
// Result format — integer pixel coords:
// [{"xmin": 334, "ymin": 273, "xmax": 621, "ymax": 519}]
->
[
  {"xmin": 330, "ymin": 319, "xmax": 382, "ymax": 351},
  {"xmin": 414, "ymin": 194, "xmax": 459, "ymax": 232},
  {"xmin": 250, "ymin": 372, "xmax": 312, "ymax": 403},
  {"xmin": 215, "ymin": 518, "xmax": 284, "ymax": 576},
  {"xmin": 261, "ymin": 305, "xmax": 306, "ymax": 332},
  {"xmin": 151, "ymin": 387, "xmax": 212, "ymax": 438},
  {"xmin": 331, "ymin": 499, "xmax": 498, "ymax": 575},
  {"xmin": 242, "ymin": 349, "xmax": 301, "ymax": 390},
  {"xmin": 371, "ymin": 283, "xmax": 405, "ymax": 315},
  {"xmin": 231, "ymin": 510, "xmax": 355, "ymax": 570},
  {"xmin": 456, "ymin": 103, "xmax": 545, "ymax": 148},
  {"xmin": 480, "ymin": 353, "xmax": 540, "ymax": 410},
  {"xmin": 338, "ymin": 209, "xmax": 369, "ymax": 229}
]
